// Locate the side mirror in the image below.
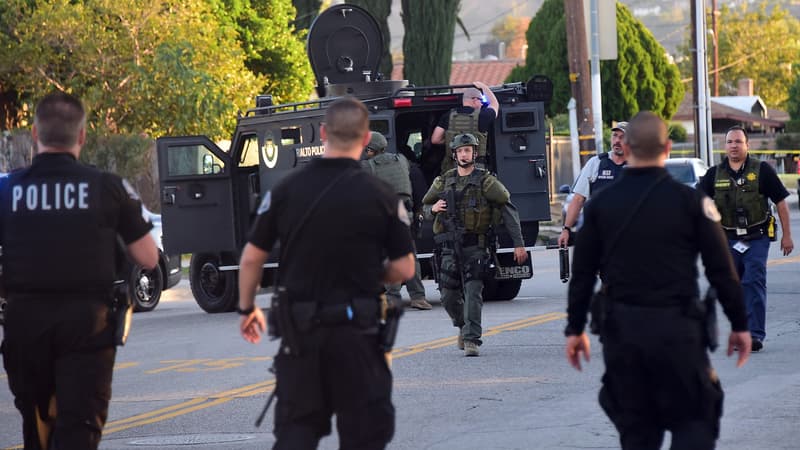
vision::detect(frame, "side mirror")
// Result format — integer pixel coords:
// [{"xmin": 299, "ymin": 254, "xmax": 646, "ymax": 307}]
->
[
  {"xmin": 558, "ymin": 184, "xmax": 571, "ymax": 194},
  {"xmin": 202, "ymin": 154, "xmax": 213, "ymax": 174}
]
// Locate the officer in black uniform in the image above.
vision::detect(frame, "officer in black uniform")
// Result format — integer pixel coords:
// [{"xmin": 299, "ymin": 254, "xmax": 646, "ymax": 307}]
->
[
  {"xmin": 564, "ymin": 111, "xmax": 751, "ymax": 450},
  {"xmin": 0, "ymin": 92, "xmax": 158, "ymax": 449},
  {"xmin": 237, "ymin": 97, "xmax": 415, "ymax": 450}
]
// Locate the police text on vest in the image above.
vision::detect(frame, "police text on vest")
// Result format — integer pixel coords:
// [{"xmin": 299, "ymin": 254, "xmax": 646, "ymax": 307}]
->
[{"xmin": 11, "ymin": 183, "xmax": 90, "ymax": 211}]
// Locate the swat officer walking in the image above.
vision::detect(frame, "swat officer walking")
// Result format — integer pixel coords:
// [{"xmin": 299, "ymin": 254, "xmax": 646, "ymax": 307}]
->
[
  {"xmin": 362, "ymin": 131, "xmax": 432, "ymax": 310},
  {"xmin": 423, "ymin": 133, "xmax": 527, "ymax": 357},
  {"xmin": 565, "ymin": 111, "xmax": 751, "ymax": 449},
  {"xmin": 237, "ymin": 97, "xmax": 415, "ymax": 449},
  {"xmin": 0, "ymin": 92, "xmax": 158, "ymax": 449}
]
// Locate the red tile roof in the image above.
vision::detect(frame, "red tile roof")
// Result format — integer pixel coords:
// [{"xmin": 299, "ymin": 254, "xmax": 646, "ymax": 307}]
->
[{"xmin": 391, "ymin": 60, "xmax": 524, "ymax": 87}]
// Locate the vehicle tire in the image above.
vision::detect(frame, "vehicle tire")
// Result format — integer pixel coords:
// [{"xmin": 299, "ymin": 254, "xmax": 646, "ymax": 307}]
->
[
  {"xmin": 129, "ymin": 263, "xmax": 163, "ymax": 312},
  {"xmin": 483, "ymin": 278, "xmax": 522, "ymax": 301},
  {"xmin": 190, "ymin": 252, "xmax": 238, "ymax": 313}
]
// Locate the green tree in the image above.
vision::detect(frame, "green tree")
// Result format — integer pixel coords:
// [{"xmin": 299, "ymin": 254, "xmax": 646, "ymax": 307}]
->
[
  {"xmin": 401, "ymin": 0, "xmax": 461, "ymax": 86},
  {"xmin": 508, "ymin": 0, "xmax": 683, "ymax": 123},
  {"xmin": 0, "ymin": 0, "xmax": 265, "ymax": 139},
  {"xmin": 212, "ymin": 0, "xmax": 314, "ymax": 105},
  {"xmin": 679, "ymin": 1, "xmax": 800, "ymax": 109},
  {"xmin": 788, "ymin": 63, "xmax": 800, "ymax": 120},
  {"xmin": 348, "ymin": 0, "xmax": 394, "ymax": 78}
]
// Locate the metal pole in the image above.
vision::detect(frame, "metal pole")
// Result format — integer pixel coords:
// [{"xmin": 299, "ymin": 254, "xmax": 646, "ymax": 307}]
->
[
  {"xmin": 568, "ymin": 98, "xmax": 580, "ymax": 180},
  {"xmin": 590, "ymin": 0, "xmax": 603, "ymax": 154},
  {"xmin": 694, "ymin": 0, "xmax": 712, "ymax": 165}
]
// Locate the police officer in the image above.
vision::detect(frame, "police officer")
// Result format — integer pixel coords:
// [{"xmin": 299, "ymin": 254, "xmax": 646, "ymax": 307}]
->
[
  {"xmin": 422, "ymin": 133, "xmax": 527, "ymax": 357},
  {"xmin": 0, "ymin": 92, "xmax": 158, "ymax": 449},
  {"xmin": 430, "ymin": 81, "xmax": 499, "ymax": 173},
  {"xmin": 697, "ymin": 125, "xmax": 794, "ymax": 352},
  {"xmin": 362, "ymin": 131, "xmax": 432, "ymax": 310},
  {"xmin": 558, "ymin": 121, "xmax": 628, "ymax": 247},
  {"xmin": 565, "ymin": 111, "xmax": 751, "ymax": 450},
  {"xmin": 237, "ymin": 97, "xmax": 415, "ymax": 449}
]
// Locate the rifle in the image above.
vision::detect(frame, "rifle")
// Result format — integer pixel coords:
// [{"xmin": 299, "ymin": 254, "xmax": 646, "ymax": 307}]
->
[{"xmin": 434, "ymin": 187, "xmax": 466, "ymax": 289}]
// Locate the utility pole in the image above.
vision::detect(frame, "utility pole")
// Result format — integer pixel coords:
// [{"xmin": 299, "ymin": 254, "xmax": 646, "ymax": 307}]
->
[
  {"xmin": 711, "ymin": 0, "xmax": 719, "ymax": 96},
  {"xmin": 691, "ymin": 0, "xmax": 713, "ymax": 164},
  {"xmin": 564, "ymin": 0, "xmax": 595, "ymax": 159}
]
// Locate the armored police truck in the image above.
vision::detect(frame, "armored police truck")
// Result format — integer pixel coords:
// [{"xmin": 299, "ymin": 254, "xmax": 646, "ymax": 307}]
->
[{"xmin": 156, "ymin": 4, "xmax": 552, "ymax": 313}]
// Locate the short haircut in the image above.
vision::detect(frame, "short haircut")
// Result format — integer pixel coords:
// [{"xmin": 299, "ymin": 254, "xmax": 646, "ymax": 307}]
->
[
  {"xmin": 623, "ymin": 111, "xmax": 668, "ymax": 160},
  {"xmin": 34, "ymin": 92, "xmax": 86, "ymax": 148},
  {"xmin": 323, "ymin": 97, "xmax": 369, "ymax": 148},
  {"xmin": 462, "ymin": 87, "xmax": 482, "ymax": 104},
  {"xmin": 725, "ymin": 125, "xmax": 748, "ymax": 143}
]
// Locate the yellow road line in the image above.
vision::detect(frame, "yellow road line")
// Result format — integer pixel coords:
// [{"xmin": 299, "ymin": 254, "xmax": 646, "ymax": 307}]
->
[
  {"xmin": 767, "ymin": 254, "xmax": 800, "ymax": 267},
  {"xmin": 97, "ymin": 311, "xmax": 564, "ymax": 437}
]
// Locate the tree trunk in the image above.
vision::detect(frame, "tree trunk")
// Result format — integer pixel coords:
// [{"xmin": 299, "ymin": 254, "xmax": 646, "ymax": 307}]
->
[{"xmin": 347, "ymin": 0, "xmax": 394, "ymax": 79}]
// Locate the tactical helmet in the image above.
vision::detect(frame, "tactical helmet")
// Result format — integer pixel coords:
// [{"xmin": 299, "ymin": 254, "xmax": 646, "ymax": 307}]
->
[
  {"xmin": 450, "ymin": 133, "xmax": 478, "ymax": 150},
  {"xmin": 366, "ymin": 131, "xmax": 388, "ymax": 153}
]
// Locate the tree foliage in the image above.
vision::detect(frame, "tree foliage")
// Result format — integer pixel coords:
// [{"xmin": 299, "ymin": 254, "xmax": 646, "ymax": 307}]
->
[
  {"xmin": 508, "ymin": 0, "xmax": 683, "ymax": 124},
  {"xmin": 678, "ymin": 1, "xmax": 800, "ymax": 110},
  {"xmin": 291, "ymin": 0, "xmax": 322, "ymax": 31},
  {"xmin": 0, "ymin": 0, "xmax": 312, "ymax": 140},
  {"xmin": 401, "ymin": 0, "xmax": 461, "ymax": 86},
  {"xmin": 788, "ymin": 63, "xmax": 800, "ymax": 120},
  {"xmin": 348, "ymin": 0, "xmax": 394, "ymax": 78}
]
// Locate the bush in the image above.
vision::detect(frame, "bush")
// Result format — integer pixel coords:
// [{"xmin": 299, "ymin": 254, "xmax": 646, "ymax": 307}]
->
[
  {"xmin": 776, "ymin": 133, "xmax": 800, "ymax": 150},
  {"xmin": 668, "ymin": 123, "xmax": 688, "ymax": 142}
]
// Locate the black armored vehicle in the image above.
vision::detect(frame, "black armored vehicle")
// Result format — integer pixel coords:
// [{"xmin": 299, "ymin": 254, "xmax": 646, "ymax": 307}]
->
[{"xmin": 156, "ymin": 4, "xmax": 552, "ymax": 313}]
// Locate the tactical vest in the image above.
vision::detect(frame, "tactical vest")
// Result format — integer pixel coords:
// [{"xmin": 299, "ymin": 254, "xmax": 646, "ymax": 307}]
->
[
  {"xmin": 442, "ymin": 108, "xmax": 488, "ymax": 173},
  {"xmin": 0, "ymin": 158, "xmax": 118, "ymax": 293},
  {"xmin": 433, "ymin": 168, "xmax": 505, "ymax": 235},
  {"xmin": 589, "ymin": 153, "xmax": 625, "ymax": 195},
  {"xmin": 713, "ymin": 157, "xmax": 769, "ymax": 231},
  {"xmin": 364, "ymin": 152, "xmax": 412, "ymax": 202}
]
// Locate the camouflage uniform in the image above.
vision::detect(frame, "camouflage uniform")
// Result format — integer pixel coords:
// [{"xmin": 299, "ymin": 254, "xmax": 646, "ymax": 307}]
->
[{"xmin": 422, "ymin": 165, "xmax": 524, "ymax": 349}]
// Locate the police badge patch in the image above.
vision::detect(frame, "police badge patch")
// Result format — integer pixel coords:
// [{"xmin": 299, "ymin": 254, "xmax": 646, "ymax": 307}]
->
[
  {"xmin": 702, "ymin": 196, "xmax": 722, "ymax": 222},
  {"xmin": 397, "ymin": 200, "xmax": 411, "ymax": 226},
  {"xmin": 257, "ymin": 191, "xmax": 272, "ymax": 215}
]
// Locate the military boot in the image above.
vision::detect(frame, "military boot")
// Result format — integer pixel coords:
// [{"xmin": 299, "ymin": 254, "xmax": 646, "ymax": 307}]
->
[
  {"xmin": 457, "ymin": 332, "xmax": 464, "ymax": 350},
  {"xmin": 409, "ymin": 298, "xmax": 432, "ymax": 310},
  {"xmin": 464, "ymin": 341, "xmax": 479, "ymax": 357}
]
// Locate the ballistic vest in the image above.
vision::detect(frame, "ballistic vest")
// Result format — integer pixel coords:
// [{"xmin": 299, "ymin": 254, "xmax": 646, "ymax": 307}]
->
[
  {"xmin": 432, "ymin": 168, "xmax": 508, "ymax": 235},
  {"xmin": 442, "ymin": 108, "xmax": 488, "ymax": 173},
  {"xmin": 589, "ymin": 153, "xmax": 626, "ymax": 195},
  {"xmin": 713, "ymin": 157, "xmax": 769, "ymax": 230},
  {"xmin": 0, "ymin": 154, "xmax": 117, "ymax": 293},
  {"xmin": 363, "ymin": 152, "xmax": 412, "ymax": 202}
]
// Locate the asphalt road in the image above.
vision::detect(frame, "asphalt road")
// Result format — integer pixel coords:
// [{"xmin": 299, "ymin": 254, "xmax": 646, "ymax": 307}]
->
[{"xmin": 1, "ymin": 197, "xmax": 799, "ymax": 450}]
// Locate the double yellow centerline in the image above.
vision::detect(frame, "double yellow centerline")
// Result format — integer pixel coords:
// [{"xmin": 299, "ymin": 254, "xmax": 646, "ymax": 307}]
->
[{"xmin": 97, "ymin": 311, "xmax": 564, "ymax": 436}]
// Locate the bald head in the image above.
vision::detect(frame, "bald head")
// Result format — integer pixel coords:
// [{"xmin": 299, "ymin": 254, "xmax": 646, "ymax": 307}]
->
[{"xmin": 623, "ymin": 111, "xmax": 670, "ymax": 162}]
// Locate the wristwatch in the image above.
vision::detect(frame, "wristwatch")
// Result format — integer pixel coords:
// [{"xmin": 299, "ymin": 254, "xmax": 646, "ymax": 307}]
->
[
  {"xmin": 236, "ymin": 304, "xmax": 256, "ymax": 316},
  {"xmin": 562, "ymin": 225, "xmax": 572, "ymax": 232}
]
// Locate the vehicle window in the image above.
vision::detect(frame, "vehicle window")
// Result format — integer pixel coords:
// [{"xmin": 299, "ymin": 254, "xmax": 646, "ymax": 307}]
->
[
  {"xmin": 281, "ymin": 127, "xmax": 302, "ymax": 146},
  {"xmin": 665, "ymin": 165, "xmax": 694, "ymax": 184},
  {"xmin": 237, "ymin": 134, "xmax": 259, "ymax": 167},
  {"xmin": 406, "ymin": 131, "xmax": 423, "ymax": 159},
  {"xmin": 167, "ymin": 145, "xmax": 225, "ymax": 176},
  {"xmin": 370, "ymin": 120, "xmax": 390, "ymax": 136}
]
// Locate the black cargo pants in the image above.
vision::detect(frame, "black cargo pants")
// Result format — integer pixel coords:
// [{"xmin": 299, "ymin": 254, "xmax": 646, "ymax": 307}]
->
[
  {"xmin": 598, "ymin": 303, "xmax": 723, "ymax": 450},
  {"xmin": 2, "ymin": 296, "xmax": 116, "ymax": 450},
  {"xmin": 272, "ymin": 325, "xmax": 394, "ymax": 450}
]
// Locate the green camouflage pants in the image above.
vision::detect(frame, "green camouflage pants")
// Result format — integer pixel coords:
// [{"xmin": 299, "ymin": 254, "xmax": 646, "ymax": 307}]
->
[{"xmin": 438, "ymin": 246, "xmax": 486, "ymax": 345}]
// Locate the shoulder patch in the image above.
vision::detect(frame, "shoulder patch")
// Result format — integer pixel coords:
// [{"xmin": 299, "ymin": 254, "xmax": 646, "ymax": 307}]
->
[
  {"xmin": 702, "ymin": 196, "xmax": 721, "ymax": 222},
  {"xmin": 397, "ymin": 200, "xmax": 411, "ymax": 226},
  {"xmin": 257, "ymin": 191, "xmax": 272, "ymax": 215}
]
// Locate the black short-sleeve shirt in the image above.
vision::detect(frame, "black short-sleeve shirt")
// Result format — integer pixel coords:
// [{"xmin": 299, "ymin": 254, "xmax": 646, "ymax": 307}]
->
[
  {"xmin": 698, "ymin": 156, "xmax": 790, "ymax": 204},
  {"xmin": 437, "ymin": 106, "xmax": 497, "ymax": 132},
  {"xmin": 248, "ymin": 157, "xmax": 414, "ymax": 304}
]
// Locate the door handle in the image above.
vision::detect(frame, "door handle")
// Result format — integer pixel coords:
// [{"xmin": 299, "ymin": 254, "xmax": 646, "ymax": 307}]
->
[
  {"xmin": 528, "ymin": 159, "xmax": 546, "ymax": 178},
  {"xmin": 162, "ymin": 186, "xmax": 177, "ymax": 205}
]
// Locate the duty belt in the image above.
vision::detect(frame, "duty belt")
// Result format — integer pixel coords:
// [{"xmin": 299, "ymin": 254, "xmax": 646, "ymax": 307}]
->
[
  {"xmin": 290, "ymin": 298, "xmax": 380, "ymax": 331},
  {"xmin": 436, "ymin": 233, "xmax": 483, "ymax": 248}
]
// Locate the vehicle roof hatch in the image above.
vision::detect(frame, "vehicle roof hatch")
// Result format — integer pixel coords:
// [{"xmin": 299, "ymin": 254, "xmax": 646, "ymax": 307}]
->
[{"xmin": 307, "ymin": 4, "xmax": 383, "ymax": 94}]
